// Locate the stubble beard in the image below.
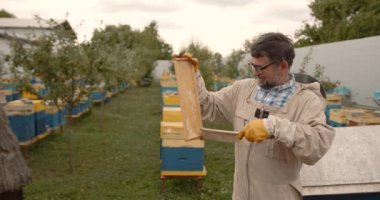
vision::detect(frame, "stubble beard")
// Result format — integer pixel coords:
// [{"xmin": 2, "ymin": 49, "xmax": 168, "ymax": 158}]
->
[{"xmin": 258, "ymin": 72, "xmax": 281, "ymax": 89}]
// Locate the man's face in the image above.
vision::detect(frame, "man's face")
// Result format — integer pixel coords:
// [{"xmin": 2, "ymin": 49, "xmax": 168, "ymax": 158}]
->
[{"xmin": 250, "ymin": 56, "xmax": 281, "ymax": 89}]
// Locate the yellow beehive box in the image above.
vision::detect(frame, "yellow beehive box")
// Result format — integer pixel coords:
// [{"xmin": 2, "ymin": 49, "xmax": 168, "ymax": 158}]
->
[
  {"xmin": 162, "ymin": 107, "xmax": 183, "ymax": 122},
  {"xmin": 326, "ymin": 94, "xmax": 342, "ymax": 105},
  {"xmin": 346, "ymin": 113, "xmax": 380, "ymax": 126},
  {"xmin": 329, "ymin": 108, "xmax": 371, "ymax": 124},
  {"xmin": 160, "ymin": 79, "xmax": 177, "ymax": 87},
  {"xmin": 22, "ymin": 83, "xmax": 46, "ymax": 100},
  {"xmin": 22, "ymin": 91, "xmax": 39, "ymax": 100},
  {"xmin": 160, "ymin": 121, "xmax": 186, "ymax": 139},
  {"xmin": 160, "ymin": 72, "xmax": 173, "ymax": 81},
  {"xmin": 162, "ymin": 91, "xmax": 180, "ymax": 106},
  {"xmin": 4, "ymin": 99, "xmax": 34, "ymax": 115},
  {"xmin": 32, "ymin": 100, "xmax": 46, "ymax": 112},
  {"xmin": 161, "ymin": 138, "xmax": 204, "ymax": 148}
]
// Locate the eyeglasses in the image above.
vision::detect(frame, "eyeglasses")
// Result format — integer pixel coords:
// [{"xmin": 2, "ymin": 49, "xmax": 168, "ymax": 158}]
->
[{"xmin": 248, "ymin": 62, "xmax": 274, "ymax": 74}]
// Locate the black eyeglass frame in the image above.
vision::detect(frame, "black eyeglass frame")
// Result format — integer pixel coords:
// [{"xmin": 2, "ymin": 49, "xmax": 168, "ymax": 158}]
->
[{"xmin": 248, "ymin": 62, "xmax": 274, "ymax": 74}]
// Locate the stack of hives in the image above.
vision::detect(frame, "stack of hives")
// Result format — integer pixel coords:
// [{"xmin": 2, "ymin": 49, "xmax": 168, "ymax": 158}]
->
[
  {"xmin": 4, "ymin": 99, "xmax": 35, "ymax": 142},
  {"xmin": 328, "ymin": 107, "xmax": 380, "ymax": 127},
  {"xmin": 3, "ymin": 98, "xmax": 67, "ymax": 144},
  {"xmin": 345, "ymin": 110, "xmax": 380, "ymax": 126},
  {"xmin": 329, "ymin": 108, "xmax": 370, "ymax": 127},
  {"xmin": 63, "ymin": 96, "xmax": 92, "ymax": 119},
  {"xmin": 160, "ymin": 79, "xmax": 180, "ymax": 107},
  {"xmin": 22, "ymin": 78, "xmax": 47, "ymax": 100},
  {"xmin": 0, "ymin": 83, "xmax": 20, "ymax": 103},
  {"xmin": 45, "ymin": 101, "xmax": 66, "ymax": 131},
  {"xmin": 325, "ymin": 94, "xmax": 343, "ymax": 125},
  {"xmin": 159, "ymin": 78, "xmax": 206, "ymax": 183},
  {"xmin": 90, "ymin": 88, "xmax": 107, "ymax": 104}
]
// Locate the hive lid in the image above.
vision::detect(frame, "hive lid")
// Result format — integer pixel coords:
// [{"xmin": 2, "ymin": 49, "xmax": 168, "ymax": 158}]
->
[{"xmin": 301, "ymin": 125, "xmax": 380, "ymax": 195}]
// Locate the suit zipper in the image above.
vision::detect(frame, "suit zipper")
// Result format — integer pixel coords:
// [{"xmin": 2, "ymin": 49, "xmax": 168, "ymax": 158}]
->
[{"xmin": 246, "ymin": 142, "xmax": 253, "ymax": 200}]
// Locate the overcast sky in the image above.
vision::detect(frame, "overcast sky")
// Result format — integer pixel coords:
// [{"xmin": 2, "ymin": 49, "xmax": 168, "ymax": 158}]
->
[{"xmin": 2, "ymin": 0, "xmax": 313, "ymax": 56}]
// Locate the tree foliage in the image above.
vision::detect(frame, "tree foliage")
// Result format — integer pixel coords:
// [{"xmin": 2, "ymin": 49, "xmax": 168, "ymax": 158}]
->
[
  {"xmin": 7, "ymin": 18, "xmax": 89, "ymax": 115},
  {"xmin": 0, "ymin": 9, "xmax": 16, "ymax": 18},
  {"xmin": 222, "ymin": 49, "xmax": 245, "ymax": 79},
  {"xmin": 90, "ymin": 21, "xmax": 172, "ymax": 85},
  {"xmin": 181, "ymin": 40, "xmax": 223, "ymax": 89},
  {"xmin": 295, "ymin": 0, "xmax": 380, "ymax": 47}
]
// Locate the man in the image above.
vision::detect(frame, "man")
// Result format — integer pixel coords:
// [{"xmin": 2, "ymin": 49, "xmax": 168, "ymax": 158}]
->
[{"xmin": 183, "ymin": 32, "xmax": 335, "ymax": 199}]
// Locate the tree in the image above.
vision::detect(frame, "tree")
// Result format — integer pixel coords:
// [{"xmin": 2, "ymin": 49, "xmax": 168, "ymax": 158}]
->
[
  {"xmin": 7, "ymin": 18, "xmax": 90, "ymax": 118},
  {"xmin": 181, "ymin": 40, "xmax": 222, "ymax": 89},
  {"xmin": 222, "ymin": 49, "xmax": 245, "ymax": 79},
  {"xmin": 0, "ymin": 9, "xmax": 16, "ymax": 18},
  {"xmin": 90, "ymin": 21, "xmax": 172, "ymax": 86},
  {"xmin": 297, "ymin": 47, "xmax": 338, "ymax": 93},
  {"xmin": 7, "ymin": 18, "xmax": 95, "ymax": 173},
  {"xmin": 295, "ymin": 0, "xmax": 380, "ymax": 47}
]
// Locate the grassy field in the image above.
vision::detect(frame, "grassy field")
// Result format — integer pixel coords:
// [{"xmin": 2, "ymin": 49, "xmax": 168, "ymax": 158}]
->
[{"xmin": 24, "ymin": 81, "xmax": 235, "ymax": 200}]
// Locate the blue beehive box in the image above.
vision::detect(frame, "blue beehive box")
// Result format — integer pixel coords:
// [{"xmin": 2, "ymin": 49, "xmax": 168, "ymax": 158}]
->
[
  {"xmin": 45, "ymin": 104, "xmax": 59, "ymax": 129},
  {"xmin": 58, "ymin": 109, "xmax": 66, "ymax": 125},
  {"xmin": 32, "ymin": 100, "xmax": 46, "ymax": 136},
  {"xmin": 64, "ymin": 103, "xmax": 81, "ymax": 116},
  {"xmin": 161, "ymin": 139, "xmax": 204, "ymax": 171},
  {"xmin": 4, "ymin": 100, "xmax": 35, "ymax": 142},
  {"xmin": 2, "ymin": 90, "xmax": 14, "ymax": 102},
  {"xmin": 161, "ymin": 147, "xmax": 204, "ymax": 171},
  {"xmin": 160, "ymin": 80, "xmax": 178, "ymax": 106},
  {"xmin": 12, "ymin": 91, "xmax": 20, "ymax": 101},
  {"xmin": 160, "ymin": 80, "xmax": 177, "ymax": 94},
  {"xmin": 325, "ymin": 104, "xmax": 342, "ymax": 121},
  {"xmin": 334, "ymin": 86, "xmax": 350, "ymax": 96},
  {"xmin": 327, "ymin": 120, "xmax": 345, "ymax": 127},
  {"xmin": 90, "ymin": 91, "xmax": 106, "ymax": 103},
  {"xmin": 374, "ymin": 90, "xmax": 380, "ymax": 101}
]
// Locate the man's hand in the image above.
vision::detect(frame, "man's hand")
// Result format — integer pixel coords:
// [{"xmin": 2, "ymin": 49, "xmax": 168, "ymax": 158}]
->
[
  {"xmin": 237, "ymin": 119, "xmax": 271, "ymax": 143},
  {"xmin": 173, "ymin": 52, "xmax": 199, "ymax": 71}
]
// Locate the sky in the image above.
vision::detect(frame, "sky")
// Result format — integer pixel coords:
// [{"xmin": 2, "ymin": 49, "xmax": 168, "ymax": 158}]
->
[{"xmin": 2, "ymin": 0, "xmax": 313, "ymax": 57}]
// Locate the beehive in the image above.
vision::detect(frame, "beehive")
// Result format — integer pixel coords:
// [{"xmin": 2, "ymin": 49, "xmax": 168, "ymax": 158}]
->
[
  {"xmin": 45, "ymin": 104, "xmax": 60, "ymax": 129},
  {"xmin": 160, "ymin": 80, "xmax": 178, "ymax": 93},
  {"xmin": 346, "ymin": 113, "xmax": 380, "ymax": 126},
  {"xmin": 326, "ymin": 94, "xmax": 342, "ymax": 105},
  {"xmin": 162, "ymin": 91, "xmax": 180, "ymax": 107},
  {"xmin": 160, "ymin": 80, "xmax": 178, "ymax": 106},
  {"xmin": 162, "ymin": 107, "xmax": 183, "ymax": 122},
  {"xmin": 1, "ymin": 89, "xmax": 14, "ymax": 102},
  {"xmin": 329, "ymin": 108, "xmax": 371, "ymax": 125},
  {"xmin": 161, "ymin": 138, "xmax": 204, "ymax": 171},
  {"xmin": 90, "ymin": 91, "xmax": 106, "ymax": 103},
  {"xmin": 32, "ymin": 100, "xmax": 46, "ymax": 135},
  {"xmin": 4, "ymin": 100, "xmax": 35, "ymax": 142},
  {"xmin": 160, "ymin": 121, "xmax": 185, "ymax": 139}
]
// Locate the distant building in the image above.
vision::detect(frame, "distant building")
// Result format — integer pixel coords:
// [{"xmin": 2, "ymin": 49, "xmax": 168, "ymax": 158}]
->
[
  {"xmin": 238, "ymin": 35, "xmax": 380, "ymax": 108},
  {"xmin": 0, "ymin": 18, "xmax": 75, "ymax": 78}
]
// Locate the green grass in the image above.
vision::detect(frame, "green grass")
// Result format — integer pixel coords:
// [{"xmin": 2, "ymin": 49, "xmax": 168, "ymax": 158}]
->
[{"xmin": 24, "ymin": 81, "xmax": 235, "ymax": 200}]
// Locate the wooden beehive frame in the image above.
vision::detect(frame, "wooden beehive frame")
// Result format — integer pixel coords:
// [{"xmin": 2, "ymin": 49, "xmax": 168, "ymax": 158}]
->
[
  {"xmin": 173, "ymin": 58, "xmax": 238, "ymax": 142},
  {"xmin": 173, "ymin": 58, "xmax": 202, "ymax": 140}
]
